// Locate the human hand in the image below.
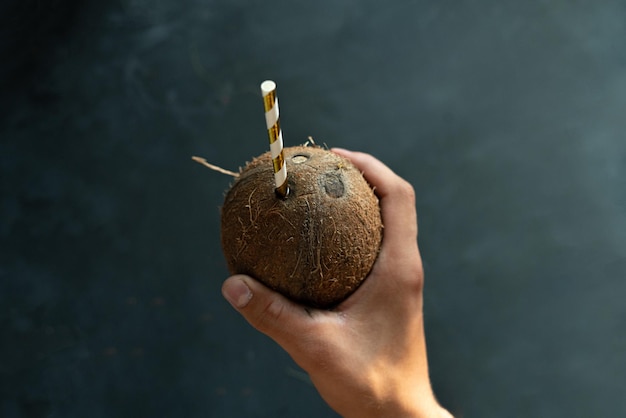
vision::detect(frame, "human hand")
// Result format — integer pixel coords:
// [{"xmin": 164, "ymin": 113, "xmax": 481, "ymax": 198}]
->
[{"xmin": 222, "ymin": 148, "xmax": 452, "ymax": 418}]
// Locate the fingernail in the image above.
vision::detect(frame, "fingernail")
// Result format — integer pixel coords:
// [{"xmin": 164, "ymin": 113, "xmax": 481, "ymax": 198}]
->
[{"xmin": 222, "ymin": 277, "xmax": 252, "ymax": 309}]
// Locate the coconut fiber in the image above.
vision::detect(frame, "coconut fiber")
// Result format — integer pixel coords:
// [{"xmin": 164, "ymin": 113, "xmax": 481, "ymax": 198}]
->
[{"xmin": 221, "ymin": 146, "xmax": 382, "ymax": 308}]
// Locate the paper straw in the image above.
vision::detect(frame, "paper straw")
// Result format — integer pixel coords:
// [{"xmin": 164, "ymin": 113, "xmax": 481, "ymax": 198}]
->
[{"xmin": 261, "ymin": 80, "xmax": 288, "ymax": 198}]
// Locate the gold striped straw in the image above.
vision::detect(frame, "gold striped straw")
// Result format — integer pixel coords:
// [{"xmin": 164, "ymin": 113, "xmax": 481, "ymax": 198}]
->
[{"xmin": 261, "ymin": 80, "xmax": 289, "ymax": 198}]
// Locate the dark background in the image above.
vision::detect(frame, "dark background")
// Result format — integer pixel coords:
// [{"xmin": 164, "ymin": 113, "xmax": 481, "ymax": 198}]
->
[{"xmin": 2, "ymin": 1, "xmax": 625, "ymax": 417}]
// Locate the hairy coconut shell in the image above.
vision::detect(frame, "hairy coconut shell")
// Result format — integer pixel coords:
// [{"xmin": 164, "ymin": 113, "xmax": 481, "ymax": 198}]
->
[{"xmin": 221, "ymin": 146, "xmax": 382, "ymax": 308}]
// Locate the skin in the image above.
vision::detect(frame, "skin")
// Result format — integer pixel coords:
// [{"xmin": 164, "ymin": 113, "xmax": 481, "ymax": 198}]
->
[{"xmin": 222, "ymin": 148, "xmax": 453, "ymax": 418}]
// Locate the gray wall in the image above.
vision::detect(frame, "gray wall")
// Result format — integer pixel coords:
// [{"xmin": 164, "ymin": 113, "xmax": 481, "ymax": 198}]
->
[{"xmin": 2, "ymin": 1, "xmax": 625, "ymax": 417}]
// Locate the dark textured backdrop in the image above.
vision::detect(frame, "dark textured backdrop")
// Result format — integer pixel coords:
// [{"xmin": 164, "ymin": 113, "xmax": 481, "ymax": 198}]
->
[{"xmin": 1, "ymin": 1, "xmax": 625, "ymax": 417}]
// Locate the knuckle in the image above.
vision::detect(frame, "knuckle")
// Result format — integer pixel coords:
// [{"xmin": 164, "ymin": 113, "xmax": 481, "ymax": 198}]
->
[
  {"xmin": 408, "ymin": 262, "xmax": 425, "ymax": 293},
  {"xmin": 254, "ymin": 297, "xmax": 286, "ymax": 333},
  {"xmin": 378, "ymin": 249, "xmax": 424, "ymax": 293},
  {"xmin": 396, "ymin": 179, "xmax": 416, "ymax": 203}
]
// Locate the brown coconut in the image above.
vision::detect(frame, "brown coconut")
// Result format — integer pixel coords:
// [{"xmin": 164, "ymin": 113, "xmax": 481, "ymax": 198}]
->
[{"xmin": 221, "ymin": 145, "xmax": 382, "ymax": 308}]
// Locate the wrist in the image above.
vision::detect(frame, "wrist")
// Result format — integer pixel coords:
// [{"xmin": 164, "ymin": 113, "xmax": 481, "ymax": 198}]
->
[{"xmin": 340, "ymin": 386, "xmax": 452, "ymax": 418}]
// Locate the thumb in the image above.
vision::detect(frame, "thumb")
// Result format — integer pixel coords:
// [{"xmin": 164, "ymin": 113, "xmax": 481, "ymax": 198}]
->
[{"xmin": 222, "ymin": 275, "xmax": 313, "ymax": 348}]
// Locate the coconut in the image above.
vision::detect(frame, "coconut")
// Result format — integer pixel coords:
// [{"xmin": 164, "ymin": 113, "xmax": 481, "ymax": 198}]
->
[{"xmin": 221, "ymin": 145, "xmax": 382, "ymax": 309}]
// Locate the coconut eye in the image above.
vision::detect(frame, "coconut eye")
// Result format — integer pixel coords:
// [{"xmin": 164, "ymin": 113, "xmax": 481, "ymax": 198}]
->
[
  {"xmin": 291, "ymin": 154, "xmax": 309, "ymax": 164},
  {"xmin": 320, "ymin": 172, "xmax": 345, "ymax": 198}
]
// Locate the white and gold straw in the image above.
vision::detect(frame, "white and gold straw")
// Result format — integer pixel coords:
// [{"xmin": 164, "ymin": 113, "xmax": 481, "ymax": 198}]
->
[{"xmin": 261, "ymin": 80, "xmax": 289, "ymax": 198}]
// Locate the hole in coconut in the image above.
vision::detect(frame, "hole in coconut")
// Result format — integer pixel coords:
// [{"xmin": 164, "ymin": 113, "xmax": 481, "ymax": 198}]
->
[
  {"xmin": 292, "ymin": 154, "xmax": 309, "ymax": 164},
  {"xmin": 320, "ymin": 172, "xmax": 345, "ymax": 198}
]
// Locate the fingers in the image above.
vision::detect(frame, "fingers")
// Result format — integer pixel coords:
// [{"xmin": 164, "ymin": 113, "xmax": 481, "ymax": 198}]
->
[
  {"xmin": 332, "ymin": 148, "xmax": 418, "ymax": 250},
  {"xmin": 331, "ymin": 148, "xmax": 423, "ymax": 314},
  {"xmin": 222, "ymin": 274, "xmax": 314, "ymax": 350}
]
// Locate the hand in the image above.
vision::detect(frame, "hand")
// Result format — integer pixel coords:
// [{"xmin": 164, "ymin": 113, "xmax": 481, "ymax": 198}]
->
[{"xmin": 222, "ymin": 148, "xmax": 452, "ymax": 418}]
